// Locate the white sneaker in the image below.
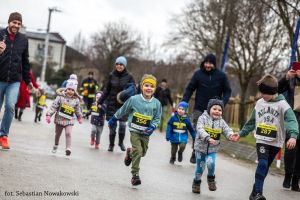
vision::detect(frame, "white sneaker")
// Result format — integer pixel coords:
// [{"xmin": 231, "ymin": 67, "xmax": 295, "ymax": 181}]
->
[{"xmin": 52, "ymin": 145, "xmax": 58, "ymax": 153}]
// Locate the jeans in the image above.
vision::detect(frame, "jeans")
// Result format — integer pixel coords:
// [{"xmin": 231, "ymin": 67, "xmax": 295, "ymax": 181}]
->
[
  {"xmin": 194, "ymin": 151, "xmax": 217, "ymax": 181},
  {"xmin": 0, "ymin": 82, "xmax": 20, "ymax": 137}
]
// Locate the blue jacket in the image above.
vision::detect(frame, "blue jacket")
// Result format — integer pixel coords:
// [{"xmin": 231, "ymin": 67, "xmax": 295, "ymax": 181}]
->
[
  {"xmin": 182, "ymin": 67, "xmax": 231, "ymax": 112},
  {"xmin": 166, "ymin": 112, "xmax": 195, "ymax": 144}
]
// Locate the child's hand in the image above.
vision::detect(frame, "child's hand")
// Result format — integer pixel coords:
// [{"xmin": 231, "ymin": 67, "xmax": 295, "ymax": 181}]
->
[
  {"xmin": 143, "ymin": 125, "xmax": 155, "ymax": 136},
  {"xmin": 230, "ymin": 133, "xmax": 240, "ymax": 142},
  {"xmin": 286, "ymin": 138, "xmax": 296, "ymax": 149},
  {"xmin": 78, "ymin": 118, "xmax": 83, "ymax": 124},
  {"xmin": 46, "ymin": 115, "xmax": 51, "ymax": 124},
  {"xmin": 208, "ymin": 138, "xmax": 216, "ymax": 145},
  {"xmin": 98, "ymin": 104, "xmax": 102, "ymax": 109}
]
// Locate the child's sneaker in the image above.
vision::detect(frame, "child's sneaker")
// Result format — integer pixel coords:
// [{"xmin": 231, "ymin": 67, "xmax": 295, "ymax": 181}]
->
[
  {"xmin": 131, "ymin": 175, "xmax": 141, "ymax": 186},
  {"xmin": 95, "ymin": 144, "xmax": 99, "ymax": 149},
  {"xmin": 1, "ymin": 136, "xmax": 10, "ymax": 150},
  {"xmin": 207, "ymin": 175, "xmax": 217, "ymax": 191},
  {"xmin": 249, "ymin": 192, "xmax": 266, "ymax": 200},
  {"xmin": 52, "ymin": 145, "xmax": 58, "ymax": 153},
  {"xmin": 124, "ymin": 148, "xmax": 132, "ymax": 166},
  {"xmin": 66, "ymin": 148, "xmax": 71, "ymax": 156},
  {"xmin": 90, "ymin": 138, "xmax": 95, "ymax": 146},
  {"xmin": 192, "ymin": 179, "xmax": 201, "ymax": 194},
  {"xmin": 178, "ymin": 152, "xmax": 183, "ymax": 162}
]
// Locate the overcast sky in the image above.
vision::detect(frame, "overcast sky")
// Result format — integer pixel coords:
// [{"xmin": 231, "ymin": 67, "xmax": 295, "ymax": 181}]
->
[{"xmin": 1, "ymin": 0, "xmax": 190, "ymax": 51}]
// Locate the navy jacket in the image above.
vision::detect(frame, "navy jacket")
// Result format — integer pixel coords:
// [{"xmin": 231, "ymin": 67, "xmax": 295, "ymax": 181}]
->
[
  {"xmin": 166, "ymin": 112, "xmax": 195, "ymax": 144},
  {"xmin": 0, "ymin": 28, "xmax": 30, "ymax": 84},
  {"xmin": 87, "ymin": 102, "xmax": 107, "ymax": 126},
  {"xmin": 182, "ymin": 67, "xmax": 231, "ymax": 112}
]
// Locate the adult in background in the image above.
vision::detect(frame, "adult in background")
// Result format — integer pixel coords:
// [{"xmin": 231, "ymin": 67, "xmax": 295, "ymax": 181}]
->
[
  {"xmin": 80, "ymin": 71, "xmax": 98, "ymax": 110},
  {"xmin": 154, "ymin": 79, "xmax": 174, "ymax": 132},
  {"xmin": 98, "ymin": 56, "xmax": 135, "ymax": 152},
  {"xmin": 182, "ymin": 53, "xmax": 232, "ymax": 163},
  {"xmin": 278, "ymin": 68, "xmax": 300, "ymax": 191},
  {"xmin": 15, "ymin": 70, "xmax": 39, "ymax": 121},
  {"xmin": 0, "ymin": 12, "xmax": 32, "ymax": 149}
]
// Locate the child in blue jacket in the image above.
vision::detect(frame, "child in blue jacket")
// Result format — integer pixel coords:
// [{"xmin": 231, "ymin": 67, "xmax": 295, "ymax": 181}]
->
[{"xmin": 166, "ymin": 101, "xmax": 195, "ymax": 164}]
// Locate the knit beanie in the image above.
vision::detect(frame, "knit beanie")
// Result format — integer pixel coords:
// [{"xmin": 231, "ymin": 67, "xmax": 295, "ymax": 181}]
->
[
  {"xmin": 207, "ymin": 98, "xmax": 224, "ymax": 114},
  {"xmin": 66, "ymin": 79, "xmax": 78, "ymax": 91},
  {"xmin": 201, "ymin": 53, "xmax": 216, "ymax": 68},
  {"xmin": 178, "ymin": 101, "xmax": 188, "ymax": 112},
  {"xmin": 257, "ymin": 74, "xmax": 278, "ymax": 95},
  {"xmin": 140, "ymin": 74, "xmax": 157, "ymax": 88},
  {"xmin": 8, "ymin": 12, "xmax": 22, "ymax": 23},
  {"xmin": 69, "ymin": 74, "xmax": 77, "ymax": 80},
  {"xmin": 115, "ymin": 56, "xmax": 127, "ymax": 67}
]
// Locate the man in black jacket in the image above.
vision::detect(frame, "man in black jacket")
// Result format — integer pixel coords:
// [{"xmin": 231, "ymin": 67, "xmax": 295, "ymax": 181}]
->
[
  {"xmin": 182, "ymin": 53, "xmax": 232, "ymax": 163},
  {"xmin": 154, "ymin": 79, "xmax": 173, "ymax": 132},
  {"xmin": 0, "ymin": 12, "xmax": 32, "ymax": 150},
  {"xmin": 278, "ymin": 68, "xmax": 300, "ymax": 192}
]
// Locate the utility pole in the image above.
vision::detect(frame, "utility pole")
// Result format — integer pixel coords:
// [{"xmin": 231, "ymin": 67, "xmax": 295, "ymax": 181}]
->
[{"xmin": 40, "ymin": 7, "xmax": 61, "ymax": 83}]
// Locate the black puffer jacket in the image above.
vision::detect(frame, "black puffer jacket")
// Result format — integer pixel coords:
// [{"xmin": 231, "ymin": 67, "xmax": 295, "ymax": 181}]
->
[
  {"xmin": 0, "ymin": 28, "xmax": 30, "ymax": 84},
  {"xmin": 99, "ymin": 69, "xmax": 135, "ymax": 120}
]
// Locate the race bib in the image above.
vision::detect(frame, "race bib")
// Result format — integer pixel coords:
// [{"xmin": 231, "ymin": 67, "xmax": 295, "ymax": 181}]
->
[
  {"xmin": 255, "ymin": 123, "xmax": 277, "ymax": 141},
  {"xmin": 172, "ymin": 122, "xmax": 186, "ymax": 133},
  {"xmin": 204, "ymin": 126, "xmax": 222, "ymax": 140},
  {"xmin": 131, "ymin": 112, "xmax": 152, "ymax": 131},
  {"xmin": 58, "ymin": 104, "xmax": 75, "ymax": 119},
  {"xmin": 91, "ymin": 105, "xmax": 99, "ymax": 116}
]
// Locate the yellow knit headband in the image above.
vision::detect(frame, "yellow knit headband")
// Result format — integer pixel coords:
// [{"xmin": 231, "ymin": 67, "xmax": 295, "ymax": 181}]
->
[{"xmin": 141, "ymin": 78, "xmax": 157, "ymax": 88}]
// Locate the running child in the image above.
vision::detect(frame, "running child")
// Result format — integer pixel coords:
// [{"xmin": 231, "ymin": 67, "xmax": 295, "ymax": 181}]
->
[
  {"xmin": 166, "ymin": 101, "xmax": 195, "ymax": 164},
  {"xmin": 108, "ymin": 74, "xmax": 162, "ymax": 186},
  {"xmin": 232, "ymin": 74, "xmax": 299, "ymax": 200}
]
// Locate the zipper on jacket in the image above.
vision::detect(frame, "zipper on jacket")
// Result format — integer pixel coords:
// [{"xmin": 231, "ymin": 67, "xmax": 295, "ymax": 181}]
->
[
  {"xmin": 7, "ymin": 43, "xmax": 13, "ymax": 82},
  {"xmin": 207, "ymin": 119, "xmax": 214, "ymax": 154}
]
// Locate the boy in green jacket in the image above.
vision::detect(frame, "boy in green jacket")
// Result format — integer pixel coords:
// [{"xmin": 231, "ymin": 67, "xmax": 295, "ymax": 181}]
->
[
  {"xmin": 108, "ymin": 74, "xmax": 162, "ymax": 186},
  {"xmin": 232, "ymin": 74, "xmax": 299, "ymax": 200}
]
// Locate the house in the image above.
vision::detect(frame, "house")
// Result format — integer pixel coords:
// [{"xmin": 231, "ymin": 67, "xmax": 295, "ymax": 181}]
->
[{"xmin": 26, "ymin": 31, "xmax": 66, "ymax": 71}]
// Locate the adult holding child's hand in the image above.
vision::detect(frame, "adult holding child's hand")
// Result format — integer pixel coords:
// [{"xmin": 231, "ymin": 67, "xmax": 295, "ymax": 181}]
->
[{"xmin": 278, "ymin": 63, "xmax": 300, "ymax": 191}]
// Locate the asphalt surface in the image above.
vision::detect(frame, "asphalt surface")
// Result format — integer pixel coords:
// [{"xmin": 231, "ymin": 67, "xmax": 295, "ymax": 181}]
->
[{"xmin": 0, "ymin": 107, "xmax": 299, "ymax": 200}]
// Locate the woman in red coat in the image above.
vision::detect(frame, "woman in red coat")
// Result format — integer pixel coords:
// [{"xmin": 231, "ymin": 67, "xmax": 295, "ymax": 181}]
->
[{"xmin": 15, "ymin": 70, "xmax": 39, "ymax": 121}]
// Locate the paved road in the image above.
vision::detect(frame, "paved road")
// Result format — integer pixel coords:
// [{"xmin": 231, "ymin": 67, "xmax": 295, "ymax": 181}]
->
[{"xmin": 0, "ymin": 108, "xmax": 298, "ymax": 200}]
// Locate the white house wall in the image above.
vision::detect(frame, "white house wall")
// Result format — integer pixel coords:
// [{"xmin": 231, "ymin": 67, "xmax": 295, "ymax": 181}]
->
[{"xmin": 28, "ymin": 38, "xmax": 66, "ymax": 71}]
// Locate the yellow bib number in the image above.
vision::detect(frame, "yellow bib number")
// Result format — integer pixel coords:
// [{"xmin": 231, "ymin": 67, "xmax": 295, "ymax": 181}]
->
[{"xmin": 204, "ymin": 126, "xmax": 222, "ymax": 140}]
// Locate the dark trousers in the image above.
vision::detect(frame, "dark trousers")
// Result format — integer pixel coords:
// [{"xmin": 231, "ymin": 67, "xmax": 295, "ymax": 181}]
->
[
  {"xmin": 284, "ymin": 139, "xmax": 300, "ymax": 176},
  {"xmin": 254, "ymin": 143, "xmax": 280, "ymax": 194},
  {"xmin": 35, "ymin": 107, "xmax": 43, "ymax": 122},
  {"xmin": 109, "ymin": 121, "xmax": 126, "ymax": 146},
  {"xmin": 171, "ymin": 143, "xmax": 186, "ymax": 158},
  {"xmin": 284, "ymin": 111, "xmax": 300, "ymax": 178}
]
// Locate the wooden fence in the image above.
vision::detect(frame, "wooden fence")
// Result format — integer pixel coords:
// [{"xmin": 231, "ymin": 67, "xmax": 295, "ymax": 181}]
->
[{"xmin": 175, "ymin": 94, "xmax": 259, "ymax": 127}]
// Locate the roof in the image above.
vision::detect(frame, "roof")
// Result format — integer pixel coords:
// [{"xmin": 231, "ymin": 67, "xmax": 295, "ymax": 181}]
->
[
  {"xmin": 65, "ymin": 46, "xmax": 87, "ymax": 62},
  {"xmin": 26, "ymin": 31, "xmax": 66, "ymax": 44}
]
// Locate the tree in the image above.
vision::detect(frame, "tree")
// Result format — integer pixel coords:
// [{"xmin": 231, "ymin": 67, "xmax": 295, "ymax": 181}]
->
[
  {"xmin": 89, "ymin": 22, "xmax": 142, "ymax": 82},
  {"xmin": 260, "ymin": 0, "xmax": 300, "ymax": 60},
  {"xmin": 168, "ymin": 0, "xmax": 238, "ymax": 66},
  {"xmin": 169, "ymin": 0, "xmax": 286, "ymax": 125},
  {"xmin": 228, "ymin": 0, "xmax": 285, "ymax": 125},
  {"xmin": 71, "ymin": 31, "xmax": 87, "ymax": 54}
]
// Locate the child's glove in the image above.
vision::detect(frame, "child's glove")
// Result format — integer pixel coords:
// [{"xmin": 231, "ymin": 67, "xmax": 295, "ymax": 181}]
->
[
  {"xmin": 46, "ymin": 115, "xmax": 51, "ymax": 124},
  {"xmin": 143, "ymin": 125, "xmax": 155, "ymax": 136},
  {"xmin": 108, "ymin": 116, "xmax": 118, "ymax": 129},
  {"xmin": 166, "ymin": 137, "xmax": 170, "ymax": 141},
  {"xmin": 78, "ymin": 118, "xmax": 83, "ymax": 124}
]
